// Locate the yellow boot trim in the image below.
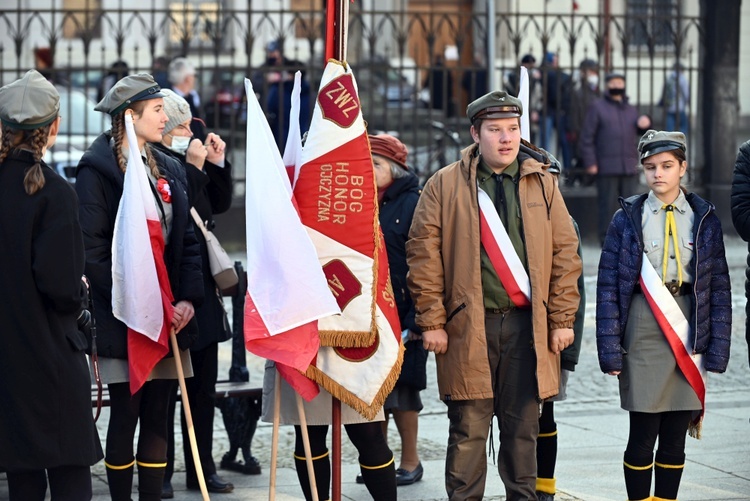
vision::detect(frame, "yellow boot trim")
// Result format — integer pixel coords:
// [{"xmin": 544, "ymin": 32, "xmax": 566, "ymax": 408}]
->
[
  {"xmin": 624, "ymin": 460, "xmax": 654, "ymax": 471},
  {"xmin": 135, "ymin": 459, "xmax": 167, "ymax": 468},
  {"xmin": 655, "ymin": 461, "xmax": 684, "ymax": 470},
  {"xmin": 104, "ymin": 459, "xmax": 135, "ymax": 470},
  {"xmin": 294, "ymin": 450, "xmax": 330, "ymax": 461},
  {"xmin": 535, "ymin": 476, "xmax": 556, "ymax": 494},
  {"xmin": 538, "ymin": 430, "xmax": 558, "ymax": 438},
  {"xmin": 652, "ymin": 497, "xmax": 677, "ymax": 501},
  {"xmin": 360, "ymin": 456, "xmax": 395, "ymax": 470},
  {"xmin": 628, "ymin": 497, "xmax": 654, "ymax": 501}
]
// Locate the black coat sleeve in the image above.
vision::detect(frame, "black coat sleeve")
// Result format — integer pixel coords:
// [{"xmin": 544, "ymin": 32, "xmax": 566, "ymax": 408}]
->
[
  {"xmin": 75, "ymin": 165, "xmax": 115, "ymax": 305},
  {"xmin": 204, "ymin": 160, "xmax": 233, "ymax": 215},
  {"xmin": 731, "ymin": 140, "xmax": 750, "ymax": 241}
]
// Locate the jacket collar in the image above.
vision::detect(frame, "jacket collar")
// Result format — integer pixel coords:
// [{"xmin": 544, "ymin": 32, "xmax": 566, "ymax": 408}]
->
[{"xmin": 460, "ymin": 140, "xmax": 549, "ymax": 183}]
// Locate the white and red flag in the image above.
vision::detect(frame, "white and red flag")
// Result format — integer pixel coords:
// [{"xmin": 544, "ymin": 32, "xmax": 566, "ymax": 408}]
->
[
  {"xmin": 282, "ymin": 71, "xmax": 304, "ymax": 188},
  {"xmin": 293, "ymin": 60, "xmax": 403, "ymax": 419},
  {"xmin": 111, "ymin": 113, "xmax": 175, "ymax": 395},
  {"xmin": 243, "ymin": 77, "xmax": 340, "ymax": 401}
]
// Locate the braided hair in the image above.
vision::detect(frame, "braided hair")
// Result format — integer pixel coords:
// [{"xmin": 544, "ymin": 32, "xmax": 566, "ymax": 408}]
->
[
  {"xmin": 0, "ymin": 123, "xmax": 54, "ymax": 195},
  {"xmin": 110, "ymin": 101, "xmax": 161, "ymax": 179}
]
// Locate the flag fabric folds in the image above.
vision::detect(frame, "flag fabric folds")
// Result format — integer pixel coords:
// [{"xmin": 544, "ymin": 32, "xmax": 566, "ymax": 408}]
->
[
  {"xmin": 293, "ymin": 60, "xmax": 404, "ymax": 419},
  {"xmin": 243, "ymin": 77, "xmax": 340, "ymax": 400},
  {"xmin": 111, "ymin": 113, "xmax": 174, "ymax": 395}
]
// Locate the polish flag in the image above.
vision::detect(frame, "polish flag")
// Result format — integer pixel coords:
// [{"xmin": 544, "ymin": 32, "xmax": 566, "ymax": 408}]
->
[
  {"xmin": 282, "ymin": 71, "xmax": 304, "ymax": 188},
  {"xmin": 243, "ymin": 78, "xmax": 340, "ymax": 400},
  {"xmin": 111, "ymin": 113, "xmax": 174, "ymax": 395},
  {"xmin": 293, "ymin": 60, "xmax": 403, "ymax": 419}
]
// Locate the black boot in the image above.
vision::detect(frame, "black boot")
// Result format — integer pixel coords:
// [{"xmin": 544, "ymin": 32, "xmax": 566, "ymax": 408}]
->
[
  {"xmin": 136, "ymin": 457, "xmax": 166, "ymax": 501},
  {"xmin": 105, "ymin": 458, "xmax": 135, "ymax": 501},
  {"xmin": 623, "ymin": 451, "xmax": 653, "ymax": 501},
  {"xmin": 360, "ymin": 457, "xmax": 396, "ymax": 501},
  {"xmin": 536, "ymin": 403, "xmax": 558, "ymax": 499},
  {"xmin": 653, "ymin": 450, "xmax": 685, "ymax": 500},
  {"xmin": 294, "ymin": 450, "xmax": 331, "ymax": 501}
]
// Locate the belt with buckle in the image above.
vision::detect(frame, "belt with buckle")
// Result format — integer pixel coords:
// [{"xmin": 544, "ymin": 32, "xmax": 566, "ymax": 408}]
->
[{"xmin": 634, "ymin": 281, "xmax": 693, "ymax": 297}]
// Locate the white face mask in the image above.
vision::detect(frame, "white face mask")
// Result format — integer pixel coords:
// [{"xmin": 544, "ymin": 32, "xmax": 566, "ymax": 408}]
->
[
  {"xmin": 168, "ymin": 135, "xmax": 191, "ymax": 155},
  {"xmin": 586, "ymin": 74, "xmax": 599, "ymax": 88}
]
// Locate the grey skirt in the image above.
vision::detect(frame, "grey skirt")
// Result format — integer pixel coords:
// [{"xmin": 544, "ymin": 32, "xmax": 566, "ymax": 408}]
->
[
  {"xmin": 261, "ymin": 360, "xmax": 384, "ymax": 426},
  {"xmin": 619, "ymin": 293, "xmax": 701, "ymax": 413}
]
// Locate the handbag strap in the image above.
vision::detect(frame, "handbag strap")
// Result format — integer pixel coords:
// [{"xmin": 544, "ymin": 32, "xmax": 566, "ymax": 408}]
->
[{"xmin": 190, "ymin": 207, "xmax": 211, "ymax": 240}]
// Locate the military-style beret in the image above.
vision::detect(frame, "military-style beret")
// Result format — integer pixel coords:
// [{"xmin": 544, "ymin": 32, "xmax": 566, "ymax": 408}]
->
[
  {"xmin": 466, "ymin": 90, "xmax": 523, "ymax": 124},
  {"xmin": 0, "ymin": 70, "xmax": 59, "ymax": 130},
  {"xmin": 95, "ymin": 73, "xmax": 165, "ymax": 116},
  {"xmin": 638, "ymin": 130, "xmax": 687, "ymax": 161}
]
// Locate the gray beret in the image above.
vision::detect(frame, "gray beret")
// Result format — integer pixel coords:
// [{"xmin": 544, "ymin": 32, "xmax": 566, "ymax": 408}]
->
[
  {"xmin": 160, "ymin": 89, "xmax": 192, "ymax": 135},
  {"xmin": 638, "ymin": 130, "xmax": 687, "ymax": 161},
  {"xmin": 95, "ymin": 73, "xmax": 165, "ymax": 116},
  {"xmin": 467, "ymin": 90, "xmax": 523, "ymax": 124},
  {"xmin": 0, "ymin": 70, "xmax": 59, "ymax": 130}
]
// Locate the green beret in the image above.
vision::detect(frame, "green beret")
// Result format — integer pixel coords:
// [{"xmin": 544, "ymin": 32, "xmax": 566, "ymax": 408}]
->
[
  {"xmin": 466, "ymin": 90, "xmax": 523, "ymax": 124},
  {"xmin": 0, "ymin": 70, "xmax": 59, "ymax": 130},
  {"xmin": 95, "ymin": 73, "xmax": 165, "ymax": 116},
  {"xmin": 638, "ymin": 129, "xmax": 686, "ymax": 161}
]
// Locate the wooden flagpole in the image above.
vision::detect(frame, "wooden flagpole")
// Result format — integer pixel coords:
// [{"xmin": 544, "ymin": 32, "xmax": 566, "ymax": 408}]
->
[
  {"xmin": 325, "ymin": 2, "xmax": 349, "ymax": 500},
  {"xmin": 170, "ymin": 330, "xmax": 210, "ymax": 501},
  {"xmin": 269, "ymin": 370, "xmax": 281, "ymax": 501}
]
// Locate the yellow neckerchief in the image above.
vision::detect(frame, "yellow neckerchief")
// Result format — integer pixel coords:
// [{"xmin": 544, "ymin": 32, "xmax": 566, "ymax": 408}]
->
[{"xmin": 661, "ymin": 203, "xmax": 683, "ymax": 286}]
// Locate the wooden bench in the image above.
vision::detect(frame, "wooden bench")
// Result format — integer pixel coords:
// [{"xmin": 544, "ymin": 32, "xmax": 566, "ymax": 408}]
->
[
  {"xmin": 91, "ymin": 261, "xmax": 263, "ymax": 408},
  {"xmin": 91, "ymin": 380, "xmax": 261, "ymax": 408}
]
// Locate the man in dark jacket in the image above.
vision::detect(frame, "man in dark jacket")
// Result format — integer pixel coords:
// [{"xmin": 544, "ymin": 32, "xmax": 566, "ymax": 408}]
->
[
  {"xmin": 579, "ymin": 73, "xmax": 651, "ymax": 244},
  {"xmin": 567, "ymin": 58, "xmax": 600, "ymax": 185},
  {"xmin": 731, "ymin": 140, "xmax": 750, "ymax": 367}
]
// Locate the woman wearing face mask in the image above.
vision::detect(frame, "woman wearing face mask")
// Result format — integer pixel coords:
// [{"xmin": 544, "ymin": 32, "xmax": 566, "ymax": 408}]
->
[
  {"xmin": 153, "ymin": 89, "xmax": 237, "ymax": 497},
  {"xmin": 75, "ymin": 74, "xmax": 204, "ymax": 501},
  {"xmin": 567, "ymin": 59, "xmax": 600, "ymax": 185},
  {"xmin": 579, "ymin": 73, "xmax": 652, "ymax": 245}
]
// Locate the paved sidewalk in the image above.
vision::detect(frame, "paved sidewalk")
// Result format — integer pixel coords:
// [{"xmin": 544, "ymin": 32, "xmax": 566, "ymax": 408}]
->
[{"xmin": 3, "ymin": 238, "xmax": 750, "ymax": 500}]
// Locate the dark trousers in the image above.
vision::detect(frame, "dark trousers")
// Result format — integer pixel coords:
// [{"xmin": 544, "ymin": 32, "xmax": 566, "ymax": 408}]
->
[
  {"xmin": 165, "ymin": 342, "xmax": 219, "ymax": 484},
  {"xmin": 597, "ymin": 174, "xmax": 639, "ymax": 244},
  {"xmin": 445, "ymin": 309, "xmax": 539, "ymax": 501},
  {"xmin": 6, "ymin": 465, "xmax": 92, "ymax": 501}
]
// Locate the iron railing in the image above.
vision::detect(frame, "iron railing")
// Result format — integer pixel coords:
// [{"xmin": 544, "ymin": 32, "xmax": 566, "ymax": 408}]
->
[{"xmin": 0, "ymin": 2, "xmax": 703, "ymax": 189}]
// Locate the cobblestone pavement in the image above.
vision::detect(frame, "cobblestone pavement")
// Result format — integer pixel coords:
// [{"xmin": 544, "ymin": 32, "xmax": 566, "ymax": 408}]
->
[{"xmin": 2, "ymin": 237, "xmax": 749, "ymax": 500}]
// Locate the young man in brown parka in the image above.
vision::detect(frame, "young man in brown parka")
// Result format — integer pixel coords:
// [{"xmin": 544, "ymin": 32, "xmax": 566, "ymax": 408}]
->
[{"xmin": 406, "ymin": 90, "xmax": 582, "ymax": 501}]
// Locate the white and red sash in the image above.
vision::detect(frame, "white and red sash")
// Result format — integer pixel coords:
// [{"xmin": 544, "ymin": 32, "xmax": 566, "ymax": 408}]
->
[
  {"xmin": 477, "ymin": 186, "xmax": 531, "ymax": 308},
  {"xmin": 639, "ymin": 258, "xmax": 706, "ymax": 430}
]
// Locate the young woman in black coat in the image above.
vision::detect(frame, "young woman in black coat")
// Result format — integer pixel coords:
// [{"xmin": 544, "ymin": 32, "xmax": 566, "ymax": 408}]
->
[
  {"xmin": 75, "ymin": 74, "xmax": 204, "ymax": 501},
  {"xmin": 0, "ymin": 70, "xmax": 103, "ymax": 500}
]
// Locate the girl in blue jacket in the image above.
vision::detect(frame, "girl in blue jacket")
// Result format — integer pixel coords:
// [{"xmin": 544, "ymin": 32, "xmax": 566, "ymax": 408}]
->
[{"xmin": 596, "ymin": 130, "xmax": 731, "ymax": 501}]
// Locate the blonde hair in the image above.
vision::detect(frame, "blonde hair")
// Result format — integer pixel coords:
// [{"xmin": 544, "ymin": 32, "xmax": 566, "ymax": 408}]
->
[{"xmin": 0, "ymin": 124, "xmax": 54, "ymax": 195}]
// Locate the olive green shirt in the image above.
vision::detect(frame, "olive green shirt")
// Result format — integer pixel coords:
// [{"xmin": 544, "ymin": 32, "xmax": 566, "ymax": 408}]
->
[
  {"xmin": 477, "ymin": 158, "xmax": 528, "ymax": 309},
  {"xmin": 641, "ymin": 190, "xmax": 695, "ymax": 284}
]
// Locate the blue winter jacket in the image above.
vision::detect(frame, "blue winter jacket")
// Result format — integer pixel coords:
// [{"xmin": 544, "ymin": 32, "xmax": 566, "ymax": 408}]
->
[{"xmin": 596, "ymin": 192, "xmax": 731, "ymax": 374}]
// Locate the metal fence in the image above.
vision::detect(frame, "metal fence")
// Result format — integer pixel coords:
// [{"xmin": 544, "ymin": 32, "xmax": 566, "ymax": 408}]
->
[{"xmin": 0, "ymin": 2, "xmax": 703, "ymax": 188}]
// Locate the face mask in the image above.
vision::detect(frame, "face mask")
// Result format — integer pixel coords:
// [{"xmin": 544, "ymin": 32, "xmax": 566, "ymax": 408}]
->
[
  {"xmin": 586, "ymin": 74, "xmax": 599, "ymax": 88},
  {"xmin": 169, "ymin": 135, "xmax": 191, "ymax": 155},
  {"xmin": 608, "ymin": 87, "xmax": 625, "ymax": 96}
]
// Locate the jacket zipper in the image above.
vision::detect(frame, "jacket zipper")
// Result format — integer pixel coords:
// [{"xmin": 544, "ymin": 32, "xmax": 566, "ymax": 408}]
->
[
  {"xmin": 446, "ymin": 303, "xmax": 466, "ymax": 324},
  {"xmin": 691, "ymin": 209, "xmax": 709, "ymax": 354}
]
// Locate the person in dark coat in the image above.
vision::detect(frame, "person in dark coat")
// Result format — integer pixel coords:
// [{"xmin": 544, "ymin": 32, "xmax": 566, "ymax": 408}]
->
[
  {"xmin": 596, "ymin": 131, "xmax": 731, "ymax": 501},
  {"xmin": 75, "ymin": 74, "xmax": 204, "ymax": 501},
  {"xmin": 566, "ymin": 58, "xmax": 600, "ymax": 185},
  {"xmin": 730, "ymin": 140, "xmax": 750, "ymax": 367},
  {"xmin": 579, "ymin": 73, "xmax": 651, "ymax": 245},
  {"xmin": 0, "ymin": 69, "xmax": 103, "ymax": 500},
  {"xmin": 155, "ymin": 89, "xmax": 236, "ymax": 497},
  {"xmin": 368, "ymin": 133, "xmax": 426, "ymax": 486}
]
